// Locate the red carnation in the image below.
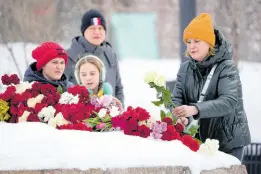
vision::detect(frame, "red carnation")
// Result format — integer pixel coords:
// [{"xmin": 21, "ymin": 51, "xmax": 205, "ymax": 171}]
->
[
  {"xmin": 124, "ymin": 118, "xmax": 139, "ymax": 135},
  {"xmin": 111, "ymin": 116, "xmax": 125, "ymax": 129},
  {"xmin": 31, "ymin": 82, "xmax": 42, "ymax": 92},
  {"xmin": 67, "ymin": 85, "xmax": 90, "ymax": 103},
  {"xmin": 1, "ymin": 74, "xmax": 10, "ymax": 85},
  {"xmin": 181, "ymin": 135, "xmax": 200, "ymax": 152},
  {"xmin": 40, "ymin": 84, "xmax": 56, "ymax": 96},
  {"xmin": 27, "ymin": 113, "xmax": 41, "ymax": 122},
  {"xmin": 34, "ymin": 103, "xmax": 48, "ymax": 114},
  {"xmin": 59, "ymin": 123, "xmax": 92, "ymax": 132},
  {"xmin": 0, "ymin": 86, "xmax": 16, "ymax": 101},
  {"xmin": 10, "ymin": 94, "xmax": 24, "ymax": 105},
  {"xmin": 161, "ymin": 125, "xmax": 181, "ymax": 141},
  {"xmin": 138, "ymin": 125, "xmax": 151, "ymax": 138},
  {"xmin": 175, "ymin": 123, "xmax": 184, "ymax": 133},
  {"xmin": 162, "ymin": 117, "xmax": 173, "ymax": 125},
  {"xmin": 9, "ymin": 74, "xmax": 20, "ymax": 85}
]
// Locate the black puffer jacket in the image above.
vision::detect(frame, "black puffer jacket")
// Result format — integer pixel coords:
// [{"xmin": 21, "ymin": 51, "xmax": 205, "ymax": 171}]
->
[
  {"xmin": 172, "ymin": 29, "xmax": 251, "ymax": 152},
  {"xmin": 24, "ymin": 62, "xmax": 73, "ymax": 92}
]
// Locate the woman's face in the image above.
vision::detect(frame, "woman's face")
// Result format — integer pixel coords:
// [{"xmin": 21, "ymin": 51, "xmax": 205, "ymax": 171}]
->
[
  {"xmin": 42, "ymin": 58, "xmax": 65, "ymax": 81},
  {"xmin": 186, "ymin": 39, "xmax": 210, "ymax": 61},
  {"xmin": 79, "ymin": 62, "xmax": 100, "ymax": 92}
]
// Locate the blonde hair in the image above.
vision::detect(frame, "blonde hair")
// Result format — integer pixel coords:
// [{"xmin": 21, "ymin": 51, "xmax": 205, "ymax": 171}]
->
[
  {"xmin": 185, "ymin": 46, "xmax": 215, "ymax": 58},
  {"xmin": 74, "ymin": 54, "xmax": 105, "ymax": 85}
]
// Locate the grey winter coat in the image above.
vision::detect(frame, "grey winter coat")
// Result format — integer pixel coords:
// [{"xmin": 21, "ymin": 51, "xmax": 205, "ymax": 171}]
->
[
  {"xmin": 172, "ymin": 29, "xmax": 251, "ymax": 152},
  {"xmin": 24, "ymin": 62, "xmax": 73, "ymax": 92},
  {"xmin": 65, "ymin": 36, "xmax": 124, "ymax": 105}
]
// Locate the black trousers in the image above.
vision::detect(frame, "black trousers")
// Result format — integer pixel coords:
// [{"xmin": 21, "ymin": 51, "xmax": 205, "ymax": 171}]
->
[{"xmin": 227, "ymin": 146, "xmax": 245, "ymax": 162}]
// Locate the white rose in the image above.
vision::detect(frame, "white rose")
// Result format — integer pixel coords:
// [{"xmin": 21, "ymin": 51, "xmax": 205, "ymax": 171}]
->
[
  {"xmin": 110, "ymin": 106, "xmax": 120, "ymax": 117},
  {"xmin": 18, "ymin": 111, "xmax": 31, "ymax": 122},
  {"xmin": 144, "ymin": 71, "xmax": 157, "ymax": 84},
  {"xmin": 199, "ymin": 138, "xmax": 220, "ymax": 156},
  {"xmin": 98, "ymin": 108, "xmax": 107, "ymax": 118},
  {"xmin": 154, "ymin": 75, "xmax": 165, "ymax": 87}
]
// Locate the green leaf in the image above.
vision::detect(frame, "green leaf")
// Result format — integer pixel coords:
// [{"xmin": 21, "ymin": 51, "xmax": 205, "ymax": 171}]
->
[
  {"xmin": 194, "ymin": 138, "xmax": 203, "ymax": 145},
  {"xmin": 57, "ymin": 85, "xmax": 63, "ymax": 94},
  {"xmin": 160, "ymin": 110, "xmax": 166, "ymax": 121},
  {"xmin": 151, "ymin": 100, "xmax": 162, "ymax": 106},
  {"xmin": 187, "ymin": 125, "xmax": 200, "ymax": 137},
  {"xmin": 102, "ymin": 115, "xmax": 111, "ymax": 122}
]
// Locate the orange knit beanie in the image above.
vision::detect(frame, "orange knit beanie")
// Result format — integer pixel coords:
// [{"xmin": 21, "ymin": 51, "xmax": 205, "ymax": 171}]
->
[{"xmin": 183, "ymin": 13, "xmax": 215, "ymax": 47}]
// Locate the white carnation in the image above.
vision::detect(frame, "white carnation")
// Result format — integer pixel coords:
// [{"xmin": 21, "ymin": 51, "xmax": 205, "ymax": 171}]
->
[
  {"xmin": 18, "ymin": 111, "xmax": 31, "ymax": 122},
  {"xmin": 98, "ymin": 108, "xmax": 107, "ymax": 118},
  {"xmin": 59, "ymin": 92, "xmax": 79, "ymax": 104},
  {"xmin": 48, "ymin": 112, "xmax": 70, "ymax": 128},
  {"xmin": 15, "ymin": 81, "xmax": 33, "ymax": 94},
  {"xmin": 27, "ymin": 94, "xmax": 44, "ymax": 108},
  {"xmin": 109, "ymin": 106, "xmax": 120, "ymax": 117},
  {"xmin": 38, "ymin": 106, "xmax": 56, "ymax": 122}
]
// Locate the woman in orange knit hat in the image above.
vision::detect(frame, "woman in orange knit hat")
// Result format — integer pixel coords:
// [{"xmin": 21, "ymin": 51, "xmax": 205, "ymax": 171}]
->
[
  {"xmin": 171, "ymin": 13, "xmax": 250, "ymax": 162},
  {"xmin": 23, "ymin": 42, "xmax": 73, "ymax": 91}
]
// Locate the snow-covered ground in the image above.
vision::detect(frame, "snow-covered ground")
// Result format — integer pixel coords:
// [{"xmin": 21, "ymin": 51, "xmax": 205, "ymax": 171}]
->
[{"xmin": 0, "ymin": 122, "xmax": 240, "ymax": 174}]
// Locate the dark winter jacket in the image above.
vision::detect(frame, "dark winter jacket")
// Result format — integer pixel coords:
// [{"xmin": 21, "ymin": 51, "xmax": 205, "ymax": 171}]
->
[
  {"xmin": 172, "ymin": 29, "xmax": 251, "ymax": 152},
  {"xmin": 65, "ymin": 36, "xmax": 124, "ymax": 105},
  {"xmin": 24, "ymin": 62, "xmax": 73, "ymax": 92}
]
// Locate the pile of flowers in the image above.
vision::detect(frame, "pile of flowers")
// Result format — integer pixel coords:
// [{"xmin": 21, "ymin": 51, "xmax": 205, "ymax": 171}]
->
[
  {"xmin": 0, "ymin": 73, "xmax": 219, "ymax": 153},
  {"xmin": 0, "ymin": 74, "xmax": 122, "ymax": 132}
]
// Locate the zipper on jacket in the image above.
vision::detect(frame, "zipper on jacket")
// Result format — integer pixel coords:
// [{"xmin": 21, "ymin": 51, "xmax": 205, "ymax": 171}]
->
[{"xmin": 194, "ymin": 65, "xmax": 204, "ymax": 141}]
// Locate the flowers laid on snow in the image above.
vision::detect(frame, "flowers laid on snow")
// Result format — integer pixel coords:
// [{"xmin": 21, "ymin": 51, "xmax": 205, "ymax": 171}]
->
[
  {"xmin": 0, "ymin": 73, "xmax": 220, "ymax": 153},
  {"xmin": 0, "ymin": 74, "xmax": 122, "ymax": 131}
]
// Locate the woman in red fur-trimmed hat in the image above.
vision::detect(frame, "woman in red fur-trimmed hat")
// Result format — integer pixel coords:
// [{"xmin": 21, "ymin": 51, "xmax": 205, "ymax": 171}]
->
[{"xmin": 23, "ymin": 42, "xmax": 73, "ymax": 91}]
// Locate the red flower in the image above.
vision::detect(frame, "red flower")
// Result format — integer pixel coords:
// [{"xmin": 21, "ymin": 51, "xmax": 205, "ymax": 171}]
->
[
  {"xmin": 34, "ymin": 103, "xmax": 48, "ymax": 114},
  {"xmin": 58, "ymin": 123, "xmax": 92, "ymax": 132},
  {"xmin": 9, "ymin": 74, "xmax": 20, "ymax": 85},
  {"xmin": 42, "ymin": 95, "xmax": 55, "ymax": 105},
  {"xmin": 9, "ymin": 106, "xmax": 18, "ymax": 116},
  {"xmin": 161, "ymin": 125, "xmax": 181, "ymax": 141},
  {"xmin": 1, "ymin": 74, "xmax": 10, "ymax": 85},
  {"xmin": 123, "ymin": 118, "xmax": 139, "ymax": 135},
  {"xmin": 122, "ymin": 106, "xmax": 150, "ymax": 121},
  {"xmin": 21, "ymin": 91, "xmax": 32, "ymax": 101},
  {"xmin": 0, "ymin": 86, "xmax": 16, "ymax": 101},
  {"xmin": 10, "ymin": 94, "xmax": 24, "ymax": 105},
  {"xmin": 111, "ymin": 116, "xmax": 124, "ymax": 129},
  {"xmin": 61, "ymin": 104, "xmax": 90, "ymax": 123},
  {"xmin": 40, "ymin": 84, "xmax": 56, "ymax": 96},
  {"xmin": 67, "ymin": 85, "xmax": 90, "ymax": 103},
  {"xmin": 17, "ymin": 104, "xmax": 27, "ymax": 117},
  {"xmin": 138, "ymin": 125, "xmax": 151, "ymax": 138},
  {"xmin": 175, "ymin": 123, "xmax": 184, "ymax": 133},
  {"xmin": 162, "ymin": 117, "xmax": 173, "ymax": 125},
  {"xmin": 1, "ymin": 74, "xmax": 20, "ymax": 85},
  {"xmin": 181, "ymin": 135, "xmax": 200, "ymax": 152},
  {"xmin": 31, "ymin": 82, "xmax": 42, "ymax": 92},
  {"xmin": 27, "ymin": 113, "xmax": 41, "ymax": 122}
]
